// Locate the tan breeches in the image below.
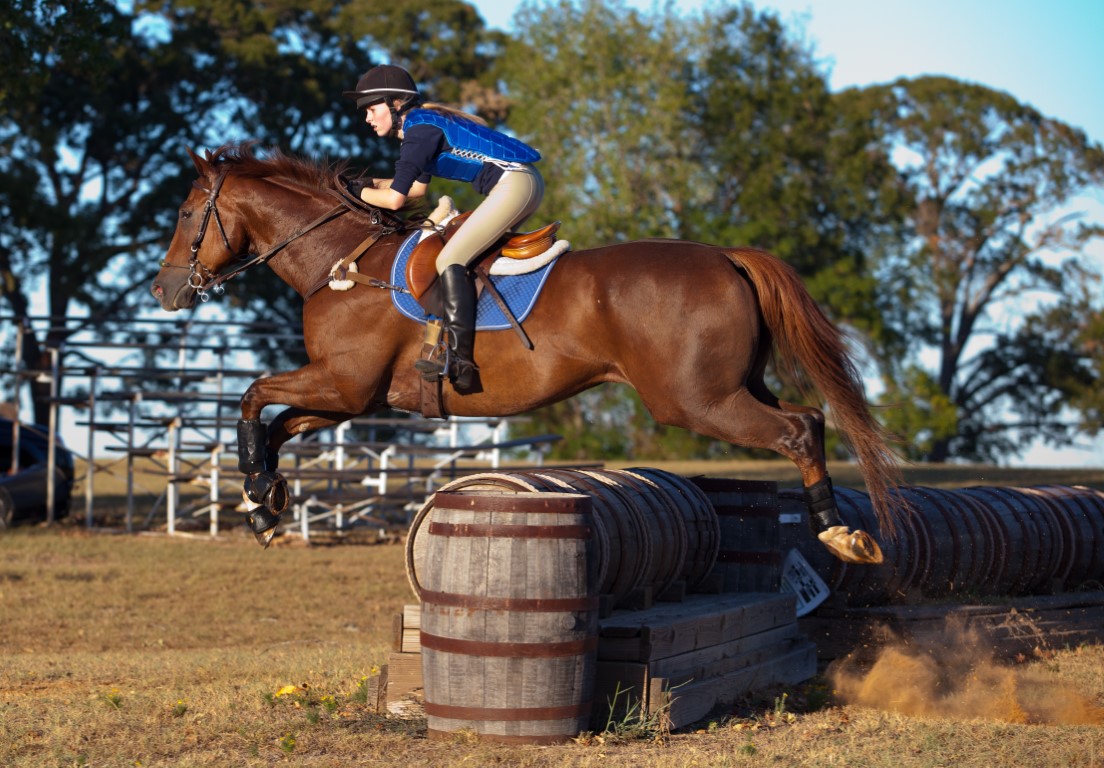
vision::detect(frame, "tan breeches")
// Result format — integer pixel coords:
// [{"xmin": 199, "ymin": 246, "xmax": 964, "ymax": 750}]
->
[{"xmin": 435, "ymin": 165, "xmax": 545, "ymax": 272}]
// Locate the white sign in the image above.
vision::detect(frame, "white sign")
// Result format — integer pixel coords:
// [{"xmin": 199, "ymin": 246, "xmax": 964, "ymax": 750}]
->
[{"xmin": 780, "ymin": 548, "xmax": 830, "ymax": 617}]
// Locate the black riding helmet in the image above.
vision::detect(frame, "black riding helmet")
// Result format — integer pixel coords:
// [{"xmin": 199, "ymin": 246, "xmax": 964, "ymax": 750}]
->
[{"xmin": 343, "ymin": 65, "xmax": 421, "ymax": 133}]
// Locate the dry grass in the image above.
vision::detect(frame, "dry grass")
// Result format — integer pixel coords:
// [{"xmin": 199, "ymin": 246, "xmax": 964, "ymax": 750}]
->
[{"xmin": 3, "ymin": 462, "xmax": 1104, "ymax": 767}]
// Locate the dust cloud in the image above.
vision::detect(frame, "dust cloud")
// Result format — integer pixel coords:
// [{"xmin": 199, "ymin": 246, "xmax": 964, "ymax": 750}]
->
[{"xmin": 828, "ymin": 621, "xmax": 1104, "ymax": 725}]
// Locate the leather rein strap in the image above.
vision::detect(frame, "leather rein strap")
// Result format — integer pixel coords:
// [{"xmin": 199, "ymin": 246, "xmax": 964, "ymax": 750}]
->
[
  {"xmin": 190, "ymin": 171, "xmax": 413, "ymax": 300},
  {"xmin": 218, "ymin": 205, "xmax": 351, "ymax": 285}
]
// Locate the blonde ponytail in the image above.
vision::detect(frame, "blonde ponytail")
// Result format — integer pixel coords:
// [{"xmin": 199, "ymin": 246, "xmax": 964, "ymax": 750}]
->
[{"xmin": 418, "ymin": 102, "xmax": 488, "ymax": 127}]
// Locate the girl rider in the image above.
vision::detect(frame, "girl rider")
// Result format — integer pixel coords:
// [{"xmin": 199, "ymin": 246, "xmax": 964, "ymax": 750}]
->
[{"xmin": 343, "ymin": 64, "xmax": 544, "ymax": 391}]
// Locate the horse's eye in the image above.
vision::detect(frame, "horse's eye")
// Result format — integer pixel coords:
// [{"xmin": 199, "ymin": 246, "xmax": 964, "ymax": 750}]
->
[{"xmin": 181, "ymin": 210, "xmax": 192, "ymax": 220}]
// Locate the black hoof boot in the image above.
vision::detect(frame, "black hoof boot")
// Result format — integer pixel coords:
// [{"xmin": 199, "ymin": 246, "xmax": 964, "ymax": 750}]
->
[
  {"xmin": 804, "ymin": 477, "xmax": 840, "ymax": 535},
  {"xmin": 247, "ymin": 506, "xmax": 281, "ymax": 549},
  {"xmin": 244, "ymin": 471, "xmax": 290, "ymax": 514}
]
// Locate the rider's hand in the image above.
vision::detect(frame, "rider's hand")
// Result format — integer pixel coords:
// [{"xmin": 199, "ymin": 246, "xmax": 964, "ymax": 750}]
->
[{"xmin": 339, "ymin": 173, "xmax": 367, "ymax": 200}]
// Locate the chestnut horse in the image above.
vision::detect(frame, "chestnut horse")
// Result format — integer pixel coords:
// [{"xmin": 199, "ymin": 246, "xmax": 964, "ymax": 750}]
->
[{"xmin": 151, "ymin": 144, "xmax": 903, "ymax": 562}]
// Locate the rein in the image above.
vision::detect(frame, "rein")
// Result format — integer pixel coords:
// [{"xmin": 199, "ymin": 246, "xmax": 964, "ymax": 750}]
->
[{"xmin": 171, "ymin": 167, "xmax": 413, "ymax": 303}]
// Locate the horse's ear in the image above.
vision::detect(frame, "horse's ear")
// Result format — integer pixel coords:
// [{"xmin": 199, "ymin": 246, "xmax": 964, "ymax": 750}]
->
[{"xmin": 186, "ymin": 147, "xmax": 210, "ymax": 178}]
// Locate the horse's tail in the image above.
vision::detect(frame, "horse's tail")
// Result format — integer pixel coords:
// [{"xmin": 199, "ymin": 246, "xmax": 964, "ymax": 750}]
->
[{"xmin": 724, "ymin": 247, "xmax": 905, "ymax": 535}]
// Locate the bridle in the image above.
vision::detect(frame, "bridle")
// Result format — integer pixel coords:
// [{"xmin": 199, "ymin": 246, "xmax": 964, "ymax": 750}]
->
[
  {"xmin": 167, "ymin": 166, "xmax": 407, "ymax": 303},
  {"xmin": 182, "ymin": 168, "xmax": 239, "ymax": 301}
]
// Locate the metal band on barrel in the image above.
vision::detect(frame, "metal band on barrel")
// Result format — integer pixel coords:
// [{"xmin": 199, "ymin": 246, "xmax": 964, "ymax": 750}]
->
[{"xmin": 420, "ymin": 631, "xmax": 598, "ymax": 657}]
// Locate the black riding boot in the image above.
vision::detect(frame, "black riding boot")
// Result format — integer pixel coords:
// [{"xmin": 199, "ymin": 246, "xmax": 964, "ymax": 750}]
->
[{"xmin": 440, "ymin": 264, "xmax": 479, "ymax": 390}]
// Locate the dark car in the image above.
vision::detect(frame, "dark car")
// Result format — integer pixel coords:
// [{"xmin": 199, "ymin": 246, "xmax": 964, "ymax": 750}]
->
[{"xmin": 0, "ymin": 419, "xmax": 74, "ymax": 528}]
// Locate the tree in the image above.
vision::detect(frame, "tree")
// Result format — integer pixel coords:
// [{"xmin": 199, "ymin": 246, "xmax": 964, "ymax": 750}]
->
[
  {"xmin": 496, "ymin": 0, "xmax": 901, "ymax": 459},
  {"xmin": 133, "ymin": 0, "xmax": 507, "ymax": 348},
  {"xmin": 1, "ymin": 0, "xmax": 501, "ymax": 423},
  {"xmin": 1, "ymin": 0, "xmax": 227, "ymax": 424},
  {"xmin": 848, "ymin": 76, "xmax": 1104, "ymax": 461},
  {"xmin": 689, "ymin": 3, "xmax": 914, "ymax": 387},
  {"xmin": 496, "ymin": 0, "xmax": 702, "ymax": 248}
]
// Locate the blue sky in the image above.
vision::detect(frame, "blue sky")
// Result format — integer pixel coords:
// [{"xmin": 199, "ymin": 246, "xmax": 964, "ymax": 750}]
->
[{"xmin": 471, "ymin": 0, "xmax": 1104, "ymax": 467}]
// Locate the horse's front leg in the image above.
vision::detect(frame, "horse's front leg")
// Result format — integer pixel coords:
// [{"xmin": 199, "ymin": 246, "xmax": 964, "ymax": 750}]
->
[
  {"xmin": 238, "ymin": 408, "xmax": 366, "ymax": 546},
  {"xmin": 236, "ymin": 366, "xmax": 376, "ymax": 547}
]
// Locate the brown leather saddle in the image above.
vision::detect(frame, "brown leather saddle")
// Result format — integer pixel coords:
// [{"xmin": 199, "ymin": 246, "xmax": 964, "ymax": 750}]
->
[{"xmin": 406, "ymin": 214, "xmax": 561, "ymax": 311}]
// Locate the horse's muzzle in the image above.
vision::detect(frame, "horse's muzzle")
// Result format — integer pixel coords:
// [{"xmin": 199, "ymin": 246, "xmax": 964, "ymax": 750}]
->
[{"xmin": 150, "ymin": 279, "xmax": 197, "ymax": 312}]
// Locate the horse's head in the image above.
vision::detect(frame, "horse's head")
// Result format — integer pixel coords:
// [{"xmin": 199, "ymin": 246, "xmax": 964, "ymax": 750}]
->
[{"xmin": 151, "ymin": 147, "xmax": 253, "ymax": 311}]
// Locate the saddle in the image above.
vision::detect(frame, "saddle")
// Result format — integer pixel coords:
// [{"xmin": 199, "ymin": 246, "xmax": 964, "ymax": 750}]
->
[{"xmin": 406, "ymin": 213, "xmax": 561, "ymax": 304}]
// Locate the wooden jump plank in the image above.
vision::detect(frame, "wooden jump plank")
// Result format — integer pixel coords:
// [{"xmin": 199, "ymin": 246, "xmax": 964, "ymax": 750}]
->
[
  {"xmin": 800, "ymin": 592, "xmax": 1104, "ymax": 660},
  {"xmin": 647, "ymin": 623, "xmax": 799, "ymax": 679},
  {"xmin": 597, "ymin": 592, "xmax": 797, "ymax": 661},
  {"xmin": 658, "ymin": 640, "xmax": 817, "ymax": 729},
  {"xmin": 591, "ymin": 637, "xmax": 817, "ymax": 730}
]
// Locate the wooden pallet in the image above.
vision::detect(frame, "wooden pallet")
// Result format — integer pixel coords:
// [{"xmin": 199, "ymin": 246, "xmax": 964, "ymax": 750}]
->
[
  {"xmin": 382, "ymin": 592, "xmax": 816, "ymax": 730},
  {"xmin": 592, "ymin": 592, "xmax": 816, "ymax": 729}
]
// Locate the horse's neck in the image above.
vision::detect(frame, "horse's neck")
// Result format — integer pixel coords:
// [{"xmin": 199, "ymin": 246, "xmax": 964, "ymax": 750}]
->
[{"xmin": 250, "ymin": 182, "xmax": 387, "ymax": 297}]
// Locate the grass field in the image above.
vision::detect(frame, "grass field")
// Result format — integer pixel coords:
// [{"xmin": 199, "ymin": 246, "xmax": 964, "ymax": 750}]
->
[{"xmin": 2, "ymin": 462, "xmax": 1103, "ymax": 767}]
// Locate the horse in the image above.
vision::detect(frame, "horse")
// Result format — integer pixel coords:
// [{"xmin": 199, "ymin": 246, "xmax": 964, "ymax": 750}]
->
[{"xmin": 151, "ymin": 144, "xmax": 904, "ymax": 563}]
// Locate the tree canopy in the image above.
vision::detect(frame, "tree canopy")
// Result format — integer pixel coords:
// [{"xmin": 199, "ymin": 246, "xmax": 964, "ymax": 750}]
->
[
  {"xmin": 2, "ymin": 0, "xmax": 1101, "ymax": 464},
  {"xmin": 497, "ymin": 0, "xmax": 905, "ymax": 459},
  {"xmin": 0, "ymin": 0, "xmax": 499, "ymax": 422},
  {"xmin": 847, "ymin": 76, "xmax": 1104, "ymax": 461}
]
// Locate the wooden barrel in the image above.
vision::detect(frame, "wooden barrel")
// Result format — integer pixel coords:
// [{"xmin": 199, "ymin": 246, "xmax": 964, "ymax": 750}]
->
[
  {"xmin": 621, "ymin": 468, "xmax": 720, "ymax": 588},
  {"xmin": 419, "ymin": 491, "xmax": 599, "ymax": 744},
  {"xmin": 1013, "ymin": 487, "xmax": 1074, "ymax": 588},
  {"xmin": 832, "ymin": 487, "xmax": 926, "ymax": 604},
  {"xmin": 515, "ymin": 469, "xmax": 650, "ymax": 603},
  {"xmin": 1031, "ymin": 485, "xmax": 1104, "ymax": 588},
  {"xmin": 406, "ymin": 472, "xmax": 611, "ymax": 602},
  {"xmin": 779, "ymin": 484, "xmax": 1103, "ymax": 605},
  {"xmin": 958, "ymin": 487, "xmax": 1061, "ymax": 594},
  {"xmin": 408, "ymin": 473, "xmax": 533, "ymax": 599},
  {"xmin": 408, "ymin": 471, "xmax": 625, "ymax": 602},
  {"xmin": 905, "ymin": 487, "xmax": 994, "ymax": 596},
  {"xmin": 598, "ymin": 469, "xmax": 688, "ymax": 594},
  {"xmin": 692, "ymin": 478, "xmax": 781, "ymax": 592},
  {"xmin": 408, "ymin": 467, "xmax": 719, "ymax": 609}
]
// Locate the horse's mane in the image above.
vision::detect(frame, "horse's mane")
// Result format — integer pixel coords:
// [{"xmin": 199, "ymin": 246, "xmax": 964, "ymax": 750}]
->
[
  {"xmin": 207, "ymin": 142, "xmax": 345, "ymax": 192},
  {"xmin": 204, "ymin": 141, "xmax": 427, "ymax": 219}
]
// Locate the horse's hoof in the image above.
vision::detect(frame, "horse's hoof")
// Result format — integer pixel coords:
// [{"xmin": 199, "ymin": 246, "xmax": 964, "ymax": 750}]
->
[
  {"xmin": 817, "ymin": 526, "xmax": 884, "ymax": 564},
  {"xmin": 252, "ymin": 525, "xmax": 279, "ymax": 549},
  {"xmin": 246, "ymin": 505, "xmax": 281, "ymax": 549}
]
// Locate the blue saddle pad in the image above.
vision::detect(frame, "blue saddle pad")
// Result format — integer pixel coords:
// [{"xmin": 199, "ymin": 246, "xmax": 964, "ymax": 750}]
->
[{"xmin": 389, "ymin": 231, "xmax": 559, "ymax": 330}]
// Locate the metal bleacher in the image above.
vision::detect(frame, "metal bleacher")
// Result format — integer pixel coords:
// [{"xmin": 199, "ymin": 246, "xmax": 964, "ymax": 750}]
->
[{"xmin": 2, "ymin": 314, "xmax": 562, "ymax": 540}]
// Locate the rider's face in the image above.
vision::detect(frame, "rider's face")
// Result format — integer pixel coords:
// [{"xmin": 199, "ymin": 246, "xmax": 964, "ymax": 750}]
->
[{"xmin": 364, "ymin": 102, "xmax": 393, "ymax": 137}]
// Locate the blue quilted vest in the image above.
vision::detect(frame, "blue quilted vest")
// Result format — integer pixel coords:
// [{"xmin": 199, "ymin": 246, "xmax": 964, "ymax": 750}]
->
[{"xmin": 402, "ymin": 109, "xmax": 541, "ymax": 183}]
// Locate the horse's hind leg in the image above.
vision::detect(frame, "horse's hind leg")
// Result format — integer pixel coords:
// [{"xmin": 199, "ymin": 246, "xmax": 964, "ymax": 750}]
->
[
  {"xmin": 741, "ymin": 358, "xmax": 884, "ymax": 564},
  {"xmin": 650, "ymin": 383, "xmax": 881, "ymax": 564}
]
